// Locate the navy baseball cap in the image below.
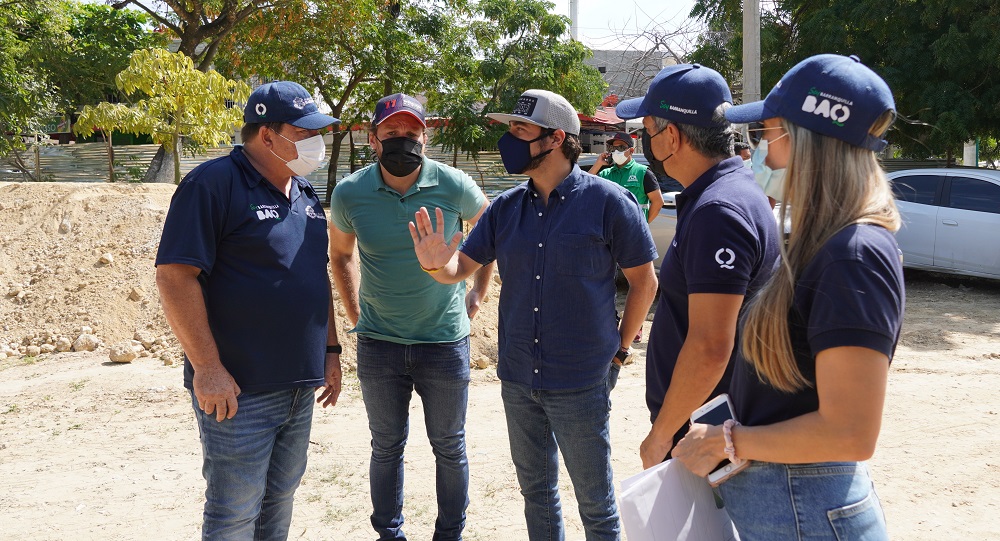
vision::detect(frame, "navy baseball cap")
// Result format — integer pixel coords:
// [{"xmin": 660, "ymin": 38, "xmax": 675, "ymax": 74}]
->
[
  {"xmin": 616, "ymin": 64, "xmax": 732, "ymax": 127},
  {"xmin": 606, "ymin": 132, "xmax": 634, "ymax": 148},
  {"xmin": 244, "ymin": 81, "xmax": 339, "ymax": 129},
  {"xmin": 373, "ymin": 93, "xmax": 427, "ymax": 127},
  {"xmin": 726, "ymin": 54, "xmax": 895, "ymax": 152}
]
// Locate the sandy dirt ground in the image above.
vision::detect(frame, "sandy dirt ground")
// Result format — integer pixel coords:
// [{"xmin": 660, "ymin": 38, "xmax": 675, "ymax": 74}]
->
[{"xmin": 1, "ymin": 183, "xmax": 999, "ymax": 540}]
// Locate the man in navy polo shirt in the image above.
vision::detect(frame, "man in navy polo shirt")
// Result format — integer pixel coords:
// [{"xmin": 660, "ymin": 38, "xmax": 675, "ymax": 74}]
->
[
  {"xmin": 616, "ymin": 65, "xmax": 781, "ymax": 469},
  {"xmin": 328, "ymin": 93, "xmax": 492, "ymax": 541},
  {"xmin": 409, "ymin": 89, "xmax": 658, "ymax": 541},
  {"xmin": 155, "ymin": 81, "xmax": 342, "ymax": 540}
]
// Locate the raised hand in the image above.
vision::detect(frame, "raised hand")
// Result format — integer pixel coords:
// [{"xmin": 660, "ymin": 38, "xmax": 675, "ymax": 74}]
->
[{"xmin": 408, "ymin": 206, "xmax": 463, "ymax": 271}]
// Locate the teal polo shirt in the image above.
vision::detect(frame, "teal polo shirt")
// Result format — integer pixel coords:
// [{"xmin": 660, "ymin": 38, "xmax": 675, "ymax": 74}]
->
[{"xmin": 329, "ymin": 156, "xmax": 487, "ymax": 344}]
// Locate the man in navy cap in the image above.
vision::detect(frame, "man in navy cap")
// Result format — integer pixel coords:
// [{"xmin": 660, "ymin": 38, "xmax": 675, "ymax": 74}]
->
[
  {"xmin": 328, "ymin": 92, "xmax": 492, "ymax": 540},
  {"xmin": 615, "ymin": 65, "xmax": 781, "ymax": 469},
  {"xmin": 156, "ymin": 81, "xmax": 341, "ymax": 540},
  {"xmin": 588, "ymin": 131, "xmax": 663, "ymax": 224},
  {"xmin": 409, "ymin": 88, "xmax": 659, "ymax": 541}
]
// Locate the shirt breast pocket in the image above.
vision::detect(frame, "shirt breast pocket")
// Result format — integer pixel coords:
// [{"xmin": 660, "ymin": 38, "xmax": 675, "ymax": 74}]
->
[{"xmin": 555, "ymin": 233, "xmax": 606, "ymax": 277}]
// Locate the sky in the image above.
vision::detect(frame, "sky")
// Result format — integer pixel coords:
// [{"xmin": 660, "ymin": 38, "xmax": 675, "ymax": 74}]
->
[{"xmin": 549, "ymin": 0, "xmax": 700, "ymax": 52}]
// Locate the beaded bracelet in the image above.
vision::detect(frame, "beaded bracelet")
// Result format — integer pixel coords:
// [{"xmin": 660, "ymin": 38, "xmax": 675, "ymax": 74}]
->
[{"xmin": 722, "ymin": 419, "xmax": 745, "ymax": 466}]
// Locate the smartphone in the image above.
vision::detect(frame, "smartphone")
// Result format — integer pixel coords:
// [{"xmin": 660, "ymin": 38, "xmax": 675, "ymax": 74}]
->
[
  {"xmin": 604, "ymin": 154, "xmax": 613, "ymax": 165},
  {"xmin": 689, "ymin": 393, "xmax": 750, "ymax": 486}
]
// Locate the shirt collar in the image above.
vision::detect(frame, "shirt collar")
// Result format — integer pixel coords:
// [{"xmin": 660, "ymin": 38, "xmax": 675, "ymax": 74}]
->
[
  {"xmin": 232, "ymin": 146, "xmax": 267, "ymax": 188},
  {"xmin": 675, "ymin": 156, "xmax": 746, "ymax": 212},
  {"xmin": 232, "ymin": 146, "xmax": 316, "ymax": 198},
  {"xmin": 526, "ymin": 163, "xmax": 584, "ymax": 201}
]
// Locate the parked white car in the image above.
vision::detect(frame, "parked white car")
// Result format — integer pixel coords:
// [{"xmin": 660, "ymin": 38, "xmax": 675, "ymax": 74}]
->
[{"xmin": 888, "ymin": 168, "xmax": 1000, "ymax": 279}]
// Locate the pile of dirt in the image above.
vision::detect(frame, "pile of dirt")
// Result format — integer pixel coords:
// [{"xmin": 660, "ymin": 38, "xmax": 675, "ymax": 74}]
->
[{"xmin": 0, "ymin": 182, "xmax": 500, "ymax": 371}]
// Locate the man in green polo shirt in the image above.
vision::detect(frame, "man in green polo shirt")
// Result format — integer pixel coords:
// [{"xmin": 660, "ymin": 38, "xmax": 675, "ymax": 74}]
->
[
  {"xmin": 328, "ymin": 93, "xmax": 493, "ymax": 540},
  {"xmin": 588, "ymin": 131, "xmax": 664, "ymax": 223}
]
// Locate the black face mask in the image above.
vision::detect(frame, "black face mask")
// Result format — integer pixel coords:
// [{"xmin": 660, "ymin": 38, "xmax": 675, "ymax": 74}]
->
[
  {"xmin": 641, "ymin": 127, "xmax": 673, "ymax": 178},
  {"xmin": 378, "ymin": 136, "xmax": 423, "ymax": 177}
]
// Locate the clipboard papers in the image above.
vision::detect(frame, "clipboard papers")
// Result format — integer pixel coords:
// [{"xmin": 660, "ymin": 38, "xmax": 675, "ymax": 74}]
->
[{"xmin": 618, "ymin": 459, "xmax": 741, "ymax": 541}]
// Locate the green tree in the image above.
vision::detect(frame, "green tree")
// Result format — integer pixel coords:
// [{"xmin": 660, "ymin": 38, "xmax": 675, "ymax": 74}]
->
[
  {"xmin": 687, "ymin": 0, "xmax": 1000, "ymax": 161},
  {"xmin": 74, "ymin": 48, "xmax": 251, "ymax": 184},
  {"xmin": 110, "ymin": 0, "xmax": 288, "ymax": 71},
  {"xmin": 428, "ymin": 0, "xmax": 606, "ymax": 165},
  {"xmin": 215, "ymin": 0, "xmax": 461, "ymax": 200},
  {"xmin": 0, "ymin": 0, "xmax": 59, "ymax": 159},
  {"xmin": 39, "ymin": 2, "xmax": 166, "ymax": 121}
]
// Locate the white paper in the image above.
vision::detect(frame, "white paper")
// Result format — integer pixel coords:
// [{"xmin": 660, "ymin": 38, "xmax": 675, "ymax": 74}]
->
[{"xmin": 619, "ymin": 459, "xmax": 741, "ymax": 541}]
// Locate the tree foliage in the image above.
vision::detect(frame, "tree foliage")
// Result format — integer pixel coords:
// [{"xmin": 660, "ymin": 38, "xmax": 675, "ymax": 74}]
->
[
  {"xmin": 428, "ymin": 0, "xmax": 606, "ymax": 162},
  {"xmin": 0, "ymin": 0, "xmax": 59, "ymax": 157},
  {"xmin": 687, "ymin": 0, "xmax": 1000, "ymax": 160},
  {"xmin": 216, "ymin": 0, "xmax": 605, "ymax": 198},
  {"xmin": 41, "ymin": 2, "xmax": 166, "ymax": 120},
  {"xmin": 75, "ymin": 48, "xmax": 251, "ymax": 183},
  {"xmin": 1, "ymin": 0, "xmax": 163, "ymax": 162},
  {"xmin": 110, "ymin": 0, "xmax": 288, "ymax": 70}
]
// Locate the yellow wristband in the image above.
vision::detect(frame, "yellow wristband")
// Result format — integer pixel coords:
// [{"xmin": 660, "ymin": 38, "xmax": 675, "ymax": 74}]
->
[{"xmin": 420, "ymin": 264, "xmax": 440, "ymax": 274}]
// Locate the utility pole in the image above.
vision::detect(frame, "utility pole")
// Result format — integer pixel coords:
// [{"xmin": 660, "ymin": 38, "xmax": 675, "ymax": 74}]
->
[
  {"xmin": 742, "ymin": 0, "xmax": 761, "ymax": 103},
  {"xmin": 570, "ymin": 0, "xmax": 579, "ymax": 41}
]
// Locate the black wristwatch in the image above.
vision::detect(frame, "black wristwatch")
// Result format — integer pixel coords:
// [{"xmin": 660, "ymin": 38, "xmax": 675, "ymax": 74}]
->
[
  {"xmin": 326, "ymin": 344, "xmax": 342, "ymax": 354},
  {"xmin": 613, "ymin": 346, "xmax": 632, "ymax": 367}
]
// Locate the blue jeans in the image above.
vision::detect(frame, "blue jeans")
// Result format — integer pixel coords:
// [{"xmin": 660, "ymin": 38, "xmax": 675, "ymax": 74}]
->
[
  {"xmin": 719, "ymin": 461, "xmax": 888, "ymax": 541},
  {"xmin": 500, "ymin": 364, "xmax": 621, "ymax": 541},
  {"xmin": 356, "ymin": 335, "xmax": 471, "ymax": 541},
  {"xmin": 190, "ymin": 387, "xmax": 314, "ymax": 541}
]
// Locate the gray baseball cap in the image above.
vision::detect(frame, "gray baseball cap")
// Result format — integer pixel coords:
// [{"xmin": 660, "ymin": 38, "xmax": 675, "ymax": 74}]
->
[{"xmin": 487, "ymin": 89, "xmax": 581, "ymax": 136}]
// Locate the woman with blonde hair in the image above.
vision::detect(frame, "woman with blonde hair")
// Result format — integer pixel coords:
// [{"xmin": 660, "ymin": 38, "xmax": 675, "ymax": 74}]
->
[{"xmin": 673, "ymin": 54, "xmax": 904, "ymax": 540}]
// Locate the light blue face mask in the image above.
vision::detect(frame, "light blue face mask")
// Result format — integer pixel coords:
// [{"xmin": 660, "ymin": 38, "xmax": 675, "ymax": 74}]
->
[{"xmin": 750, "ymin": 137, "xmax": 787, "ymax": 201}]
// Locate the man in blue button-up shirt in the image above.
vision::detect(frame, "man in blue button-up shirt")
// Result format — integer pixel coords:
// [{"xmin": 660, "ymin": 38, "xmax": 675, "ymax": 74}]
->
[{"xmin": 409, "ymin": 89, "xmax": 658, "ymax": 541}]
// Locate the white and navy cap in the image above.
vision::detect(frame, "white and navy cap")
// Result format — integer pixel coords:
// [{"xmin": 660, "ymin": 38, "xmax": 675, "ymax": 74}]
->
[
  {"xmin": 726, "ymin": 54, "xmax": 895, "ymax": 152},
  {"xmin": 244, "ymin": 81, "xmax": 339, "ymax": 130},
  {"xmin": 487, "ymin": 89, "xmax": 581, "ymax": 136}
]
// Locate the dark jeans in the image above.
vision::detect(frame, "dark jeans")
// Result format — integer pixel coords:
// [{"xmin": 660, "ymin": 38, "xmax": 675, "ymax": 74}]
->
[
  {"xmin": 356, "ymin": 335, "xmax": 471, "ymax": 541},
  {"xmin": 500, "ymin": 365, "xmax": 622, "ymax": 541}
]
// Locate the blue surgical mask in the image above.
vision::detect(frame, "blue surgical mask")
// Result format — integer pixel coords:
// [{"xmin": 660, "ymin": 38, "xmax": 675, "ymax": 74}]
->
[
  {"xmin": 750, "ymin": 137, "xmax": 786, "ymax": 201},
  {"xmin": 497, "ymin": 131, "xmax": 553, "ymax": 174}
]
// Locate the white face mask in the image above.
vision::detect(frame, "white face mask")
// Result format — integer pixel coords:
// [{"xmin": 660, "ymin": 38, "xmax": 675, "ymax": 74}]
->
[
  {"xmin": 750, "ymin": 137, "xmax": 787, "ymax": 201},
  {"xmin": 271, "ymin": 132, "xmax": 326, "ymax": 176},
  {"xmin": 612, "ymin": 150, "xmax": 630, "ymax": 165}
]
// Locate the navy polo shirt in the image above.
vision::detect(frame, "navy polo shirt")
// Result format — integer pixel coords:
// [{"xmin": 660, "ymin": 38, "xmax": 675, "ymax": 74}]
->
[
  {"xmin": 461, "ymin": 165, "xmax": 657, "ymax": 390},
  {"xmin": 645, "ymin": 156, "xmax": 780, "ymax": 442},
  {"xmin": 731, "ymin": 224, "xmax": 904, "ymax": 426},
  {"xmin": 155, "ymin": 147, "xmax": 329, "ymax": 392}
]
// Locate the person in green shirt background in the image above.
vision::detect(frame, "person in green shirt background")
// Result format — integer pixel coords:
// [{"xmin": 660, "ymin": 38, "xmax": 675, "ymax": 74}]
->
[{"xmin": 588, "ymin": 131, "xmax": 664, "ymax": 223}]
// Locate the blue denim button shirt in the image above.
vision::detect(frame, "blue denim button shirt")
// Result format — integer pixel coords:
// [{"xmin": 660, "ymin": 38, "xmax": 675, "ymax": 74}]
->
[{"xmin": 461, "ymin": 165, "xmax": 656, "ymax": 390}]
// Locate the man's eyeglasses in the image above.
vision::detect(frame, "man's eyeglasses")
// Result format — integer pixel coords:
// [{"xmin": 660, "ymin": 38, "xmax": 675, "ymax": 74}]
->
[{"xmin": 606, "ymin": 143, "xmax": 630, "ymax": 152}]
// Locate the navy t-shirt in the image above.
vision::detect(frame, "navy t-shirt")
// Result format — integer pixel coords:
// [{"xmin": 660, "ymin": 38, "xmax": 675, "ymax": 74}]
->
[
  {"xmin": 645, "ymin": 157, "xmax": 780, "ymax": 445},
  {"xmin": 155, "ymin": 147, "xmax": 330, "ymax": 392},
  {"xmin": 730, "ymin": 224, "xmax": 905, "ymax": 426}
]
